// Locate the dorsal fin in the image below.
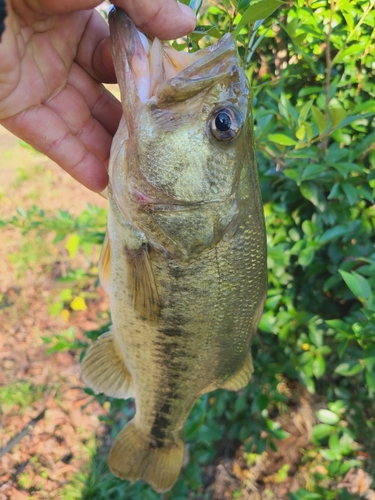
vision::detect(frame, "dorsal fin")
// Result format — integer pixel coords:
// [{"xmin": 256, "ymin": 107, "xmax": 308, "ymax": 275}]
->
[{"xmin": 98, "ymin": 233, "xmax": 111, "ymax": 293}]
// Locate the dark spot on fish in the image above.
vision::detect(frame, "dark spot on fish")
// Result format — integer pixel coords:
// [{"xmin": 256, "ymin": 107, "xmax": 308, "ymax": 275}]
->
[
  {"xmin": 154, "ymin": 339, "xmax": 179, "ymax": 357},
  {"xmin": 151, "ymin": 402, "xmax": 171, "ymax": 442},
  {"xmin": 160, "ymin": 327, "xmax": 183, "ymax": 338},
  {"xmin": 169, "ymin": 266, "xmax": 186, "ymax": 279}
]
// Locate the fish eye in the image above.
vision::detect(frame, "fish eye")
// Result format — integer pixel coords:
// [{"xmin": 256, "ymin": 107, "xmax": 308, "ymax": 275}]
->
[{"xmin": 209, "ymin": 106, "xmax": 242, "ymax": 142}]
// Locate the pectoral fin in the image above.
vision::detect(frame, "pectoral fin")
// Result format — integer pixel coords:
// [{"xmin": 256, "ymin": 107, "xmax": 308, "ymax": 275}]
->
[
  {"xmin": 125, "ymin": 244, "xmax": 160, "ymax": 322},
  {"xmin": 220, "ymin": 351, "xmax": 253, "ymax": 391},
  {"xmin": 81, "ymin": 329, "xmax": 133, "ymax": 399},
  {"xmin": 98, "ymin": 233, "xmax": 111, "ymax": 293}
]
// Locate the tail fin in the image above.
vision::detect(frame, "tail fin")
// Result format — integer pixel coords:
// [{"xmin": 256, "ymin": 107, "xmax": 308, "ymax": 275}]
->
[{"xmin": 108, "ymin": 419, "xmax": 184, "ymax": 492}]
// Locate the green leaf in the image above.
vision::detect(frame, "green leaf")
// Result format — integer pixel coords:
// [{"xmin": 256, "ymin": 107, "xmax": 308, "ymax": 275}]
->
[
  {"xmin": 329, "ymin": 162, "xmax": 363, "ymax": 178},
  {"xmin": 311, "ymin": 106, "xmax": 327, "ymax": 135},
  {"xmin": 333, "ymin": 43, "xmax": 366, "ymax": 64},
  {"xmin": 65, "ymin": 233, "xmax": 80, "ymax": 259},
  {"xmin": 335, "ymin": 362, "xmax": 363, "ymax": 377},
  {"xmin": 298, "ymin": 100, "xmax": 313, "ymax": 122},
  {"xmin": 339, "ymin": 270, "xmax": 372, "ymax": 300},
  {"xmin": 313, "ymin": 355, "xmax": 326, "ymax": 378},
  {"xmin": 296, "ymin": 126, "xmax": 306, "ymax": 141},
  {"xmin": 328, "ymin": 400, "xmax": 346, "ymax": 413},
  {"xmin": 312, "ymin": 424, "xmax": 332, "ymax": 441},
  {"xmin": 328, "ymin": 105, "xmax": 347, "ymax": 128},
  {"xmin": 289, "ymin": 489, "xmax": 323, "ymax": 499},
  {"xmin": 59, "ymin": 288, "xmax": 73, "ymax": 302},
  {"xmin": 301, "ymin": 164, "xmax": 327, "ymax": 181},
  {"xmin": 319, "ymin": 225, "xmax": 347, "ymax": 244},
  {"xmin": 332, "ymin": 112, "xmax": 375, "ymax": 132},
  {"xmin": 283, "ymin": 169, "xmax": 301, "ymax": 183},
  {"xmin": 320, "ymin": 449, "xmax": 341, "ymax": 461},
  {"xmin": 233, "ymin": 0, "xmax": 283, "ymax": 36},
  {"xmin": 341, "ymin": 182, "xmax": 358, "ymax": 205},
  {"xmin": 48, "ymin": 301, "xmax": 64, "ymax": 317},
  {"xmin": 316, "ymin": 409, "xmax": 340, "ymax": 425},
  {"xmin": 237, "ymin": 0, "xmax": 251, "ymax": 12},
  {"xmin": 300, "ymin": 182, "xmax": 322, "ymax": 209},
  {"xmin": 298, "ymin": 246, "xmax": 315, "ymax": 267},
  {"xmin": 301, "ymin": 220, "xmax": 315, "ymax": 236},
  {"xmin": 365, "ymin": 370, "xmax": 375, "ymax": 391},
  {"xmin": 268, "ymin": 133, "xmax": 297, "ymax": 146}
]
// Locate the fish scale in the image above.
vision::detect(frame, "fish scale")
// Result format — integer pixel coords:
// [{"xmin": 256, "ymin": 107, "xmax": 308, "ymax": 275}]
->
[{"xmin": 80, "ymin": 6, "xmax": 267, "ymax": 493}]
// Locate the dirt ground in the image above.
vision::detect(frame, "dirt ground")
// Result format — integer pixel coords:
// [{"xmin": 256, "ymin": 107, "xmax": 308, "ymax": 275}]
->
[{"xmin": 0, "ymin": 124, "xmax": 109, "ymax": 500}]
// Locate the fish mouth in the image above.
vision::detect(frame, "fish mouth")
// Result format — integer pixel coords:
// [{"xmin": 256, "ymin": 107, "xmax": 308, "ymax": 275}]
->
[{"xmin": 109, "ymin": 7, "xmax": 242, "ymax": 110}]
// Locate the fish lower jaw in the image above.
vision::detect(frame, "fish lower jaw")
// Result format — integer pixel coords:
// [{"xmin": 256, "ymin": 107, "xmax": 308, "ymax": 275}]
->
[{"xmin": 131, "ymin": 188, "xmax": 225, "ymax": 211}]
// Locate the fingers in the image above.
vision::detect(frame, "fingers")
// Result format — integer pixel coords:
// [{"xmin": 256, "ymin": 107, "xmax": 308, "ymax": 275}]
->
[
  {"xmin": 67, "ymin": 62, "xmax": 122, "ymax": 136},
  {"xmin": 75, "ymin": 9, "xmax": 117, "ymax": 83},
  {"xmin": 44, "ymin": 78, "xmax": 113, "ymax": 165},
  {"xmin": 23, "ymin": 0, "xmax": 196, "ymax": 39},
  {"xmin": 2, "ymin": 97, "xmax": 109, "ymax": 192},
  {"xmin": 113, "ymin": 0, "xmax": 196, "ymax": 39}
]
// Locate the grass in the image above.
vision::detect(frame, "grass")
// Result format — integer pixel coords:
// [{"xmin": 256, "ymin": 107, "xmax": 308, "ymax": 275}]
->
[{"xmin": 0, "ymin": 381, "xmax": 44, "ymax": 415}]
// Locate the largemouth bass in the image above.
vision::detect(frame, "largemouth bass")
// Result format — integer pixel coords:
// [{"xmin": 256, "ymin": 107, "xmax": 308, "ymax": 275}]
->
[{"xmin": 81, "ymin": 6, "xmax": 267, "ymax": 493}]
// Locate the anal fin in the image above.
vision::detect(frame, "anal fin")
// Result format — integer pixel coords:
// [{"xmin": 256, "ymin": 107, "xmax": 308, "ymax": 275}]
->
[
  {"xmin": 220, "ymin": 351, "xmax": 254, "ymax": 391},
  {"xmin": 81, "ymin": 329, "xmax": 133, "ymax": 399}
]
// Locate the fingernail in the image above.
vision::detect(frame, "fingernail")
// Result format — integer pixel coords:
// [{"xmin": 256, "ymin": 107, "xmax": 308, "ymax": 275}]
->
[{"xmin": 177, "ymin": 2, "xmax": 197, "ymax": 24}]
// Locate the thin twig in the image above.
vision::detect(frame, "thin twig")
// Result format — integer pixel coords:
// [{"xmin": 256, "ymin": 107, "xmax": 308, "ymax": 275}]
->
[
  {"xmin": 323, "ymin": 0, "xmax": 335, "ymax": 153},
  {"xmin": 0, "ymin": 410, "xmax": 45, "ymax": 458},
  {"xmin": 257, "ymin": 145, "xmax": 288, "ymax": 169},
  {"xmin": 359, "ymin": 143, "xmax": 375, "ymax": 161}
]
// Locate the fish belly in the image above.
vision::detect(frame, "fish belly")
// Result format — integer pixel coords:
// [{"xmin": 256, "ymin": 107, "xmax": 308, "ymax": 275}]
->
[{"xmin": 109, "ymin": 196, "xmax": 266, "ymax": 442}]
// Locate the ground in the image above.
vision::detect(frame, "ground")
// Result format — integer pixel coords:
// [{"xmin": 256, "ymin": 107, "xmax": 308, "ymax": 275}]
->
[{"xmin": 0, "ymin": 121, "xmax": 112, "ymax": 500}]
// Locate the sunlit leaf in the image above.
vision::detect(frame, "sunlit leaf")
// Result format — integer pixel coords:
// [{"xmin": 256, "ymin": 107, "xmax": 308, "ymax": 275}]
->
[
  {"xmin": 316, "ymin": 409, "xmax": 340, "ymax": 425},
  {"xmin": 328, "ymin": 106, "xmax": 347, "ymax": 128},
  {"xmin": 335, "ymin": 362, "xmax": 363, "ymax": 377},
  {"xmin": 268, "ymin": 133, "xmax": 297, "ymax": 146},
  {"xmin": 312, "ymin": 423, "xmax": 332, "ymax": 441},
  {"xmin": 339, "ymin": 270, "xmax": 372, "ymax": 301},
  {"xmin": 232, "ymin": 0, "xmax": 282, "ymax": 36},
  {"xmin": 65, "ymin": 234, "xmax": 80, "ymax": 259},
  {"xmin": 311, "ymin": 106, "xmax": 327, "ymax": 135}
]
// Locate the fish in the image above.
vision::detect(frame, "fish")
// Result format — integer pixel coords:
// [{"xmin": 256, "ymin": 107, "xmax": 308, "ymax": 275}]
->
[{"xmin": 81, "ymin": 6, "xmax": 267, "ymax": 493}]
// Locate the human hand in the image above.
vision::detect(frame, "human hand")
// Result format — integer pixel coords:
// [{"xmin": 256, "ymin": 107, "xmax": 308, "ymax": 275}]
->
[{"xmin": 0, "ymin": 0, "xmax": 196, "ymax": 192}]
